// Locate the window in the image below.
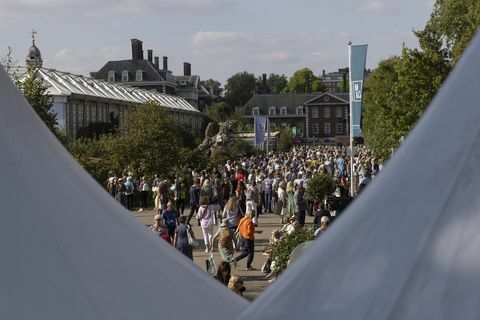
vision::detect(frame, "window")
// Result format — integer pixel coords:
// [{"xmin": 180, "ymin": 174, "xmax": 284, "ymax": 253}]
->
[
  {"xmin": 336, "ymin": 123, "xmax": 343, "ymax": 134},
  {"xmin": 312, "ymin": 107, "xmax": 318, "ymax": 118},
  {"xmin": 296, "ymin": 106, "xmax": 303, "ymax": 115},
  {"xmin": 312, "ymin": 123, "xmax": 319, "ymax": 134},
  {"xmin": 324, "ymin": 122, "xmax": 331, "ymax": 134},
  {"xmin": 280, "ymin": 107, "xmax": 287, "ymax": 115},
  {"xmin": 252, "ymin": 107, "xmax": 260, "ymax": 116},
  {"xmin": 323, "ymin": 107, "xmax": 330, "ymax": 118},
  {"xmin": 107, "ymin": 71, "xmax": 115, "ymax": 82},
  {"xmin": 336, "ymin": 106, "xmax": 343, "ymax": 118},
  {"xmin": 269, "ymin": 107, "xmax": 276, "ymax": 116},
  {"xmin": 122, "ymin": 70, "xmax": 129, "ymax": 82},
  {"xmin": 136, "ymin": 70, "xmax": 143, "ymax": 81}
]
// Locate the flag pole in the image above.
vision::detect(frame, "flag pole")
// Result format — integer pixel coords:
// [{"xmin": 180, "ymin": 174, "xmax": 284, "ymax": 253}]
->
[{"xmin": 348, "ymin": 42, "xmax": 355, "ymax": 197}]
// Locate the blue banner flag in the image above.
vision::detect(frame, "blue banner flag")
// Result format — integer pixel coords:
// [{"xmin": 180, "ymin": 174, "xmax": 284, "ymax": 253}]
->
[
  {"xmin": 349, "ymin": 44, "xmax": 368, "ymax": 137},
  {"xmin": 254, "ymin": 116, "xmax": 267, "ymax": 146}
]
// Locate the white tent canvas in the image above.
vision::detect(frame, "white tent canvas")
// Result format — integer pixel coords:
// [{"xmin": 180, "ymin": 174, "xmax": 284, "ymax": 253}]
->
[
  {"xmin": 238, "ymin": 32, "xmax": 480, "ymax": 320},
  {"xmin": 0, "ymin": 66, "xmax": 247, "ymax": 319}
]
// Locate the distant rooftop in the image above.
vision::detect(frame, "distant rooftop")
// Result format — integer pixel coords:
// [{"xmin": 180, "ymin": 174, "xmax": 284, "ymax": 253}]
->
[{"xmin": 14, "ymin": 67, "xmax": 199, "ymax": 113}]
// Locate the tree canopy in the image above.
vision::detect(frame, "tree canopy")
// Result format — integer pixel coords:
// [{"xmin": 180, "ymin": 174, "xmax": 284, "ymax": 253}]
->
[
  {"xmin": 266, "ymin": 73, "xmax": 288, "ymax": 94},
  {"xmin": 284, "ymin": 68, "xmax": 326, "ymax": 94},
  {"xmin": 362, "ymin": 0, "xmax": 477, "ymax": 160},
  {"xmin": 224, "ymin": 71, "xmax": 256, "ymax": 108},
  {"xmin": 68, "ymin": 101, "xmax": 204, "ymax": 182},
  {"xmin": 201, "ymin": 78, "xmax": 223, "ymax": 101}
]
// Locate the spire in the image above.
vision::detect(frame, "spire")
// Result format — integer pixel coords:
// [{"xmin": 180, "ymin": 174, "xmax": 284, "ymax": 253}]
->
[
  {"xmin": 31, "ymin": 29, "xmax": 37, "ymax": 46},
  {"xmin": 26, "ymin": 29, "xmax": 43, "ymax": 68}
]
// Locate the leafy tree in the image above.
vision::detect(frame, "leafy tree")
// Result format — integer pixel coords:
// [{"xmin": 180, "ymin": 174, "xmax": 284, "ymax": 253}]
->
[
  {"xmin": 224, "ymin": 71, "xmax": 257, "ymax": 108},
  {"xmin": 305, "ymin": 173, "xmax": 336, "ymax": 202},
  {"xmin": 416, "ymin": 0, "xmax": 480, "ymax": 63},
  {"xmin": 3, "ymin": 47, "xmax": 61, "ymax": 139},
  {"xmin": 18, "ymin": 65, "xmax": 58, "ymax": 134},
  {"xmin": 68, "ymin": 135, "xmax": 117, "ymax": 184},
  {"xmin": 284, "ymin": 68, "xmax": 326, "ymax": 93},
  {"xmin": 231, "ymin": 136, "xmax": 255, "ymax": 157},
  {"xmin": 201, "ymin": 79, "xmax": 223, "ymax": 101},
  {"xmin": 362, "ymin": 0, "xmax": 478, "ymax": 161},
  {"xmin": 363, "ymin": 57, "xmax": 401, "ymax": 160},
  {"xmin": 203, "ymin": 102, "xmax": 233, "ymax": 123},
  {"xmin": 277, "ymin": 127, "xmax": 294, "ymax": 153},
  {"xmin": 1, "ymin": 46, "xmax": 19, "ymax": 77},
  {"xmin": 114, "ymin": 101, "xmax": 187, "ymax": 178},
  {"xmin": 267, "ymin": 73, "xmax": 288, "ymax": 93}
]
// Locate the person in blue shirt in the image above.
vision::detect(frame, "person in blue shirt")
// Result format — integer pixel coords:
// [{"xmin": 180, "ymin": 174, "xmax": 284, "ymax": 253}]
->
[{"xmin": 162, "ymin": 201, "xmax": 179, "ymax": 242}]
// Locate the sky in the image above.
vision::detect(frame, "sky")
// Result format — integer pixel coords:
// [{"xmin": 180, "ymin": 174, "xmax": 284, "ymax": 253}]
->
[{"xmin": 0, "ymin": 0, "xmax": 434, "ymax": 86}]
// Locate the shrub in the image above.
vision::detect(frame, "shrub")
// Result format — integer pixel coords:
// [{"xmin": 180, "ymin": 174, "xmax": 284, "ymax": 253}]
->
[
  {"xmin": 305, "ymin": 172, "xmax": 336, "ymax": 202},
  {"xmin": 271, "ymin": 228, "xmax": 315, "ymax": 275}
]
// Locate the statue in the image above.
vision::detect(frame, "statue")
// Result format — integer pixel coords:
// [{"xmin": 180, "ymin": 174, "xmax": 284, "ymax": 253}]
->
[{"xmin": 198, "ymin": 120, "xmax": 237, "ymax": 159}]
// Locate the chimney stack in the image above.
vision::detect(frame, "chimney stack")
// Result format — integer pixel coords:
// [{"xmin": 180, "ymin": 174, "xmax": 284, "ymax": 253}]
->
[
  {"xmin": 262, "ymin": 73, "xmax": 267, "ymax": 93},
  {"xmin": 163, "ymin": 56, "xmax": 168, "ymax": 70},
  {"xmin": 322, "ymin": 69, "xmax": 325, "ymax": 76},
  {"xmin": 131, "ymin": 39, "xmax": 143, "ymax": 60},
  {"xmin": 154, "ymin": 56, "xmax": 159, "ymax": 69},
  {"xmin": 147, "ymin": 50, "xmax": 153, "ymax": 62},
  {"xmin": 183, "ymin": 62, "xmax": 191, "ymax": 76}
]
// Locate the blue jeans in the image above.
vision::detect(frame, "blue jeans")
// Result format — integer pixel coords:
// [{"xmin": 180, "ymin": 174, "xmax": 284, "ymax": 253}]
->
[{"xmin": 264, "ymin": 189, "xmax": 272, "ymax": 212}]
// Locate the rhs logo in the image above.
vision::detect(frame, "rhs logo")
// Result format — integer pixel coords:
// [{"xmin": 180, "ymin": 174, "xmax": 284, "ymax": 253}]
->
[{"xmin": 352, "ymin": 80, "xmax": 363, "ymax": 102}]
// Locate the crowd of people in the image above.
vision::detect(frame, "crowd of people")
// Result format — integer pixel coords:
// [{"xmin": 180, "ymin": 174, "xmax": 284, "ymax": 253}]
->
[{"xmin": 105, "ymin": 144, "xmax": 381, "ymax": 293}]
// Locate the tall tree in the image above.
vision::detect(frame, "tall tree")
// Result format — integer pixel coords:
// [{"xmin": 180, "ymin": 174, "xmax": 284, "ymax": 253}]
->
[
  {"xmin": 19, "ymin": 65, "xmax": 58, "ymax": 134},
  {"xmin": 201, "ymin": 79, "xmax": 223, "ymax": 101},
  {"xmin": 267, "ymin": 73, "xmax": 288, "ymax": 94},
  {"xmin": 284, "ymin": 68, "xmax": 326, "ymax": 93},
  {"xmin": 2, "ymin": 47, "xmax": 58, "ymax": 135},
  {"xmin": 416, "ymin": 0, "xmax": 480, "ymax": 63},
  {"xmin": 224, "ymin": 71, "xmax": 257, "ymax": 108},
  {"xmin": 362, "ymin": 0, "xmax": 478, "ymax": 160}
]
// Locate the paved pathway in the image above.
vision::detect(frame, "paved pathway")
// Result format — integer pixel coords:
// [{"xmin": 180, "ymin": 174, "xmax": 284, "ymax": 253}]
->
[{"xmin": 134, "ymin": 208, "xmax": 315, "ymax": 301}]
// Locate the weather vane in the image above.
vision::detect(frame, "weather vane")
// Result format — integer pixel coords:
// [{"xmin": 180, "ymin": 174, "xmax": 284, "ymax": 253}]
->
[{"xmin": 31, "ymin": 29, "xmax": 37, "ymax": 45}]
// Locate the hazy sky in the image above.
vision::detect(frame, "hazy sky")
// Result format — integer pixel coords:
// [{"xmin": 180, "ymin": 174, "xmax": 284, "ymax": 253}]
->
[{"xmin": 0, "ymin": 0, "xmax": 434, "ymax": 85}]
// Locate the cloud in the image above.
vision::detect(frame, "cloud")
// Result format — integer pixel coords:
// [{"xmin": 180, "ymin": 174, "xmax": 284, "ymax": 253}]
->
[
  {"xmin": 50, "ymin": 47, "xmax": 128, "ymax": 75},
  {"xmin": 0, "ymin": 0, "xmax": 232, "ymax": 20},
  {"xmin": 355, "ymin": 0, "xmax": 402, "ymax": 12},
  {"xmin": 187, "ymin": 30, "xmax": 358, "ymax": 83}
]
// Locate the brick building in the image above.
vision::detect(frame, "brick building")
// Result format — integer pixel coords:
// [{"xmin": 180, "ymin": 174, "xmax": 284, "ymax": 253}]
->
[{"xmin": 92, "ymin": 39, "xmax": 214, "ymax": 110}]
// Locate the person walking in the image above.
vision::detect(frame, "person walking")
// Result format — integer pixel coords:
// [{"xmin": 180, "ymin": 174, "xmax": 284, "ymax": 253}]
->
[
  {"xmin": 162, "ymin": 201, "xmax": 179, "ymax": 242},
  {"xmin": 187, "ymin": 178, "xmax": 200, "ymax": 225},
  {"xmin": 294, "ymin": 184, "xmax": 307, "ymax": 227},
  {"xmin": 124, "ymin": 176, "xmax": 135, "ymax": 211},
  {"xmin": 173, "ymin": 216, "xmax": 194, "ymax": 260},
  {"xmin": 138, "ymin": 176, "xmax": 149, "ymax": 212},
  {"xmin": 233, "ymin": 210, "xmax": 262, "ymax": 270},
  {"xmin": 210, "ymin": 220, "xmax": 234, "ymax": 263},
  {"xmin": 196, "ymin": 197, "xmax": 214, "ymax": 252}
]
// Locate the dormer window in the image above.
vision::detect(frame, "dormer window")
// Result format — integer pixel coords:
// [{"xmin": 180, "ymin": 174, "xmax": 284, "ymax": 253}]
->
[
  {"xmin": 108, "ymin": 71, "xmax": 115, "ymax": 82},
  {"xmin": 296, "ymin": 106, "xmax": 303, "ymax": 115},
  {"xmin": 252, "ymin": 107, "xmax": 260, "ymax": 116},
  {"xmin": 122, "ymin": 70, "xmax": 129, "ymax": 82},
  {"xmin": 269, "ymin": 107, "xmax": 276, "ymax": 116},
  {"xmin": 136, "ymin": 70, "xmax": 143, "ymax": 81},
  {"xmin": 280, "ymin": 107, "xmax": 287, "ymax": 115}
]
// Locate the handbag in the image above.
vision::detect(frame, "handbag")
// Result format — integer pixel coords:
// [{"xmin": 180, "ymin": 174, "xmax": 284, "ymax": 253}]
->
[
  {"xmin": 187, "ymin": 226, "xmax": 199, "ymax": 247},
  {"xmin": 206, "ymin": 254, "xmax": 216, "ymax": 275}
]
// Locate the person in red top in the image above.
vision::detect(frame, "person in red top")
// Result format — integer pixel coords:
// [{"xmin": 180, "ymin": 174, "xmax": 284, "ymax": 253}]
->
[{"xmin": 233, "ymin": 210, "xmax": 262, "ymax": 270}]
